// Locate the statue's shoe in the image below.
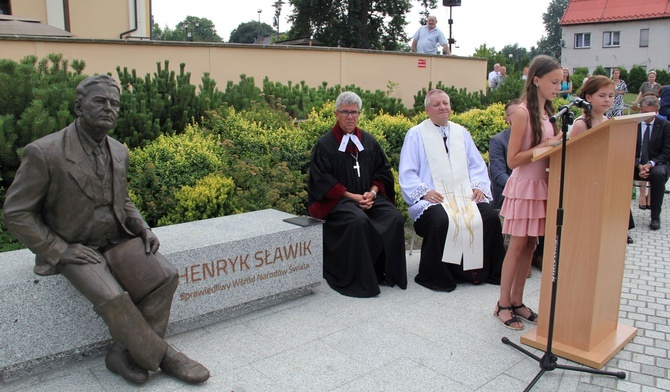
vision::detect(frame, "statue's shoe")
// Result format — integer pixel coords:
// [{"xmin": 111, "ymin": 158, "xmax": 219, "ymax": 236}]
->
[
  {"xmin": 105, "ymin": 348, "xmax": 149, "ymax": 384},
  {"xmin": 160, "ymin": 346, "xmax": 210, "ymax": 384}
]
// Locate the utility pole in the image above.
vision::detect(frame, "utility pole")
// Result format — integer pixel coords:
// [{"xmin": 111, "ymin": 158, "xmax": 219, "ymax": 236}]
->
[{"xmin": 272, "ymin": 0, "xmax": 284, "ymax": 43}]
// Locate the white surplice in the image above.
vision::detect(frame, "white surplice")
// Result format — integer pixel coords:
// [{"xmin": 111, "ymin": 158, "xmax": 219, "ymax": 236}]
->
[{"xmin": 399, "ymin": 119, "xmax": 492, "ymax": 271}]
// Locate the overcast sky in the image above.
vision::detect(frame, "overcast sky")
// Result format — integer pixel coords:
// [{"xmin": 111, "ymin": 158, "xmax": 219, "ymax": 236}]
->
[{"xmin": 152, "ymin": 0, "xmax": 552, "ymax": 55}]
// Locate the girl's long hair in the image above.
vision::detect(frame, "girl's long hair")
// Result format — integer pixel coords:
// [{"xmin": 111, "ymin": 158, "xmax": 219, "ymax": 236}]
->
[{"xmin": 521, "ymin": 55, "xmax": 561, "ymax": 147}]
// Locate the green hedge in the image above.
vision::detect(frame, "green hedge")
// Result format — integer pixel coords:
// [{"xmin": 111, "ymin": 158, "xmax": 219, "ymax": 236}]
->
[
  {"xmin": 128, "ymin": 125, "xmax": 225, "ymax": 227},
  {"xmin": 0, "ymin": 53, "xmax": 599, "ymax": 250}
]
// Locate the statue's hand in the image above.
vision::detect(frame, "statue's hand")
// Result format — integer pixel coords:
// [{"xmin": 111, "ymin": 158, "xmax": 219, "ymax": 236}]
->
[
  {"xmin": 140, "ymin": 228, "xmax": 160, "ymax": 254},
  {"xmin": 60, "ymin": 243, "xmax": 103, "ymax": 264}
]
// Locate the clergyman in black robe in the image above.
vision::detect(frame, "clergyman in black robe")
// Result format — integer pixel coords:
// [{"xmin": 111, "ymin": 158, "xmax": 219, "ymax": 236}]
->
[{"xmin": 307, "ymin": 91, "xmax": 407, "ymax": 298}]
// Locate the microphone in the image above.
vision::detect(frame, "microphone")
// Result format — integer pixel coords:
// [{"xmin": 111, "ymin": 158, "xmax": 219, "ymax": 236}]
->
[
  {"xmin": 550, "ymin": 97, "xmax": 592, "ymax": 123},
  {"xmin": 572, "ymin": 97, "xmax": 592, "ymax": 110}
]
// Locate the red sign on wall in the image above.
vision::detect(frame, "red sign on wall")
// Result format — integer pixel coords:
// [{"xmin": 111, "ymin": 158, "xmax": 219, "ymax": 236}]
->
[{"xmin": 418, "ymin": 59, "xmax": 426, "ymax": 68}]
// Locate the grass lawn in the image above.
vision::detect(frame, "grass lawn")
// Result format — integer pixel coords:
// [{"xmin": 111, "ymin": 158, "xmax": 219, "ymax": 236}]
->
[{"xmin": 623, "ymin": 92, "xmax": 638, "ymax": 105}]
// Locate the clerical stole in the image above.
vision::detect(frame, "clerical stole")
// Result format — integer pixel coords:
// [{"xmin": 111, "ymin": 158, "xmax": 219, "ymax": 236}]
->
[{"xmin": 419, "ymin": 119, "xmax": 484, "ymax": 270}]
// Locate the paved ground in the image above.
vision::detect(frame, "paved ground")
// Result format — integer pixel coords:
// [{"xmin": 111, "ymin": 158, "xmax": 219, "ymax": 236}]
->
[{"xmin": 0, "ymin": 197, "xmax": 668, "ymax": 392}]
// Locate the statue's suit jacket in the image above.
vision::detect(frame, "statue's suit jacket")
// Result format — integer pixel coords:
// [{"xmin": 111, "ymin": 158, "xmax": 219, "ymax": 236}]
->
[{"xmin": 2, "ymin": 122, "xmax": 149, "ymax": 275}]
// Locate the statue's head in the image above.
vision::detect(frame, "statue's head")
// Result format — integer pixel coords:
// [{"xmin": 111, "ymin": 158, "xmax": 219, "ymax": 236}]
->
[{"xmin": 74, "ymin": 75, "xmax": 121, "ymax": 137}]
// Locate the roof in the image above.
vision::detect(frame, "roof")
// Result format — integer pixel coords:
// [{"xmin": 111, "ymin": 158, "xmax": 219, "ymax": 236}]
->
[
  {"xmin": 0, "ymin": 15, "xmax": 75, "ymax": 37},
  {"xmin": 561, "ymin": 0, "xmax": 670, "ymax": 25}
]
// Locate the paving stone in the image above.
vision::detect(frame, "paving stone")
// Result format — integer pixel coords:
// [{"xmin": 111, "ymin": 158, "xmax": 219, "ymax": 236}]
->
[
  {"xmin": 640, "ymin": 364, "xmax": 665, "ymax": 378},
  {"xmin": 0, "ymin": 198, "xmax": 668, "ymax": 391}
]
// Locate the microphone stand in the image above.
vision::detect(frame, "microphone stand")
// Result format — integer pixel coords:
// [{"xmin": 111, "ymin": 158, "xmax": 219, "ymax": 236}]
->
[{"xmin": 501, "ymin": 100, "xmax": 626, "ymax": 391}]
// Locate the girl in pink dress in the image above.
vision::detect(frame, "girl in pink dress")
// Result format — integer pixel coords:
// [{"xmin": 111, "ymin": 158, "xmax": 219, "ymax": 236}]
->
[{"xmin": 494, "ymin": 55, "xmax": 564, "ymax": 330}]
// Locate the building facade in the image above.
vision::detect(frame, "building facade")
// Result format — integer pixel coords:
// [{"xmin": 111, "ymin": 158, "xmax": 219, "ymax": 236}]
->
[
  {"xmin": 1, "ymin": 0, "xmax": 151, "ymax": 39},
  {"xmin": 560, "ymin": 0, "xmax": 670, "ymax": 74}
]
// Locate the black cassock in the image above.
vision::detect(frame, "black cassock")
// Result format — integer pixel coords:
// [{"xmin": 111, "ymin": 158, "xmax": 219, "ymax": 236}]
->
[{"xmin": 308, "ymin": 125, "xmax": 407, "ymax": 297}]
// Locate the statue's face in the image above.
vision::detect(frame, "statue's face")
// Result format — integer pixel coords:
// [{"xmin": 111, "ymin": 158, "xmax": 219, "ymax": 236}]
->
[{"xmin": 77, "ymin": 83, "xmax": 120, "ymax": 136}]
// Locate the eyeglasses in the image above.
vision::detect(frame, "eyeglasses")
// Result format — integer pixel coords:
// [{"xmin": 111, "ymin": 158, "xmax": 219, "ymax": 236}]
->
[{"xmin": 337, "ymin": 110, "xmax": 361, "ymax": 118}]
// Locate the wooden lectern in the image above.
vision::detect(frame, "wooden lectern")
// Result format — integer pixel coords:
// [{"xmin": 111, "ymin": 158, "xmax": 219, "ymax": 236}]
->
[{"xmin": 520, "ymin": 113, "xmax": 653, "ymax": 369}]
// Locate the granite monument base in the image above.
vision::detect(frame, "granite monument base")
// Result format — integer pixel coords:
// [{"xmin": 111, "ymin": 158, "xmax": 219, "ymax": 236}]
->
[{"xmin": 0, "ymin": 209, "xmax": 322, "ymax": 381}]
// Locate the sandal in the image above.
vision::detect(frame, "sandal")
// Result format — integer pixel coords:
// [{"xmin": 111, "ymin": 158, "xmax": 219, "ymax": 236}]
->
[
  {"xmin": 494, "ymin": 302, "xmax": 523, "ymax": 331},
  {"xmin": 512, "ymin": 303, "xmax": 538, "ymax": 324}
]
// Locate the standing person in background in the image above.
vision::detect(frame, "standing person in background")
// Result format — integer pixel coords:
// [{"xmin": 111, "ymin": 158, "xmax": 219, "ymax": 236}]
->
[
  {"xmin": 489, "ymin": 63, "xmax": 501, "ymax": 89},
  {"xmin": 498, "ymin": 66, "xmax": 508, "ymax": 86},
  {"xmin": 636, "ymin": 71, "xmax": 662, "ymax": 103},
  {"xmin": 607, "ymin": 68, "xmax": 628, "ymax": 118},
  {"xmin": 559, "ymin": 67, "xmax": 572, "ymax": 100},
  {"xmin": 522, "ymin": 67, "xmax": 529, "ymax": 81},
  {"xmin": 494, "ymin": 55, "xmax": 564, "ymax": 330},
  {"xmin": 411, "ymin": 15, "xmax": 450, "ymax": 55}
]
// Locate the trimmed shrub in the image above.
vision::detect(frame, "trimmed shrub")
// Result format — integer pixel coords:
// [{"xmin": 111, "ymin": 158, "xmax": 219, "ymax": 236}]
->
[
  {"xmin": 158, "ymin": 173, "xmax": 236, "ymax": 226},
  {"xmin": 572, "ymin": 67, "xmax": 589, "ymax": 93},
  {"xmin": 128, "ymin": 125, "xmax": 224, "ymax": 226},
  {"xmin": 654, "ymin": 69, "xmax": 670, "ymax": 86},
  {"xmin": 452, "ymin": 103, "xmax": 507, "ymax": 153},
  {"xmin": 593, "ymin": 65, "xmax": 608, "ymax": 76},
  {"xmin": 360, "ymin": 112, "xmax": 415, "ymax": 168},
  {"xmin": 628, "ymin": 66, "xmax": 647, "ymax": 94},
  {"xmin": 203, "ymin": 106, "xmax": 311, "ymax": 215}
]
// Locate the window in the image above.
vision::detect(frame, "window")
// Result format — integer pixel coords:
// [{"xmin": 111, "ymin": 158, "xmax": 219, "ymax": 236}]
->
[
  {"xmin": 640, "ymin": 29, "xmax": 649, "ymax": 47},
  {"xmin": 574, "ymin": 33, "xmax": 591, "ymax": 48},
  {"xmin": 603, "ymin": 31, "xmax": 620, "ymax": 47},
  {"xmin": 0, "ymin": 0, "xmax": 10, "ymax": 15}
]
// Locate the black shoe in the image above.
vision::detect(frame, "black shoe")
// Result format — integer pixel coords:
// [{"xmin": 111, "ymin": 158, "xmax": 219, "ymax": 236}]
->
[
  {"xmin": 376, "ymin": 273, "xmax": 390, "ymax": 286},
  {"xmin": 627, "ymin": 235, "xmax": 634, "ymax": 244},
  {"xmin": 650, "ymin": 218, "xmax": 661, "ymax": 230}
]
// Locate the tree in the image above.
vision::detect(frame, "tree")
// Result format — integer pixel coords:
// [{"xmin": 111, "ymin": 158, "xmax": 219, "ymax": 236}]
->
[
  {"xmin": 152, "ymin": 16, "xmax": 222, "ymax": 42},
  {"xmin": 229, "ymin": 21, "xmax": 275, "ymax": 44},
  {"xmin": 536, "ymin": 0, "xmax": 568, "ymax": 58},
  {"xmin": 417, "ymin": 0, "xmax": 438, "ymax": 25},
  {"xmin": 500, "ymin": 44, "xmax": 530, "ymax": 74},
  {"xmin": 287, "ymin": 0, "xmax": 411, "ymax": 50},
  {"xmin": 473, "ymin": 44, "xmax": 507, "ymax": 74}
]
